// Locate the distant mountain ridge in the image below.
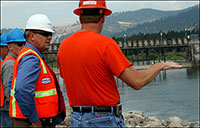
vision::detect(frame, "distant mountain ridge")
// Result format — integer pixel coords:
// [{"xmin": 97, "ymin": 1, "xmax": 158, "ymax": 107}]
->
[
  {"xmin": 1, "ymin": 5, "xmax": 199, "ymax": 43},
  {"xmin": 51, "ymin": 23, "xmax": 81, "ymax": 44},
  {"xmin": 102, "ymin": 8, "xmax": 182, "ymax": 36},
  {"xmin": 1, "ymin": 28, "xmax": 12, "ymax": 34},
  {"xmin": 112, "ymin": 5, "xmax": 199, "ymax": 37},
  {"xmin": 53, "ymin": 4, "xmax": 199, "ymax": 43}
]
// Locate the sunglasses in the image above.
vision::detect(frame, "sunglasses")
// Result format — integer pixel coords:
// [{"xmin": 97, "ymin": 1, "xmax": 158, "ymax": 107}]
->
[
  {"xmin": 33, "ymin": 31, "xmax": 53, "ymax": 37},
  {"xmin": 14, "ymin": 42, "xmax": 25, "ymax": 47}
]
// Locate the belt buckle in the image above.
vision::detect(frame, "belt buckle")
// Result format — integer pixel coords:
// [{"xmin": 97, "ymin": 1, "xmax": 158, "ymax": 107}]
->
[
  {"xmin": 115, "ymin": 103, "xmax": 122, "ymax": 117},
  {"xmin": 50, "ymin": 118, "xmax": 53, "ymax": 123}
]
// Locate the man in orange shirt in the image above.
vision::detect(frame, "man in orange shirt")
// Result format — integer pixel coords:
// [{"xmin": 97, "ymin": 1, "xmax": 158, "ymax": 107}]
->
[{"xmin": 57, "ymin": 0, "xmax": 182, "ymax": 127}]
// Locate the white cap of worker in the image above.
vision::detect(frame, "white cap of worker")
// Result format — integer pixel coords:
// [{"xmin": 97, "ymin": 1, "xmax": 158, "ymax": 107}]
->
[{"xmin": 25, "ymin": 14, "xmax": 54, "ymax": 33}]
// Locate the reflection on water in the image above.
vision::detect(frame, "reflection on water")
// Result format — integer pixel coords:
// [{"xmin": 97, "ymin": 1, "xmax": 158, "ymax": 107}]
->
[{"xmin": 58, "ymin": 67, "xmax": 199, "ymax": 122}]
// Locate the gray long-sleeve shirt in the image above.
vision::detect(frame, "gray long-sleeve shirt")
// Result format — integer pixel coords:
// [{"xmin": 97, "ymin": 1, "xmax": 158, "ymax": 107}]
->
[{"xmin": 1, "ymin": 52, "xmax": 16, "ymax": 111}]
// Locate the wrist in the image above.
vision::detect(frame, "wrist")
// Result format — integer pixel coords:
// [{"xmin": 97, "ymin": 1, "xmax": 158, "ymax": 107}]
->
[
  {"xmin": 154, "ymin": 62, "xmax": 164, "ymax": 71},
  {"xmin": 159, "ymin": 62, "xmax": 165, "ymax": 70}
]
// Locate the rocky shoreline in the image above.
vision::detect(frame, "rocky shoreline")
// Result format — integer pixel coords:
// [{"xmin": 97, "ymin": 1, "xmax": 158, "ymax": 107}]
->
[
  {"xmin": 122, "ymin": 111, "xmax": 199, "ymax": 127},
  {"xmin": 56, "ymin": 105, "xmax": 199, "ymax": 128}
]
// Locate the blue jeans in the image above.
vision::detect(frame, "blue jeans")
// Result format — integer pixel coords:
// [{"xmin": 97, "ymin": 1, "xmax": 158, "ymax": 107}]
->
[
  {"xmin": 70, "ymin": 111, "xmax": 126, "ymax": 128},
  {"xmin": 0, "ymin": 111, "xmax": 12, "ymax": 128}
]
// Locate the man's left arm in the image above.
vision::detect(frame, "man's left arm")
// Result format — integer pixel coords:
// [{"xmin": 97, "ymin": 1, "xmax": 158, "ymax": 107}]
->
[{"xmin": 14, "ymin": 55, "xmax": 41, "ymax": 123}]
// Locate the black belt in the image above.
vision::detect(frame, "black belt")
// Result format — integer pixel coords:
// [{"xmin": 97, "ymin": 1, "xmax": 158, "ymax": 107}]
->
[
  {"xmin": 72, "ymin": 106, "xmax": 115, "ymax": 112},
  {"xmin": 72, "ymin": 103, "xmax": 122, "ymax": 117}
]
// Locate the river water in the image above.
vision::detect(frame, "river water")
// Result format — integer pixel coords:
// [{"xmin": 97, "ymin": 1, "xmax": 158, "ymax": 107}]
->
[
  {"xmin": 117, "ymin": 67, "xmax": 199, "ymax": 122},
  {"xmin": 58, "ymin": 67, "xmax": 199, "ymax": 122}
]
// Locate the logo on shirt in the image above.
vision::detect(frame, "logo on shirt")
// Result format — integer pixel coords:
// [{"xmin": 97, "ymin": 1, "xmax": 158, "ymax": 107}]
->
[{"xmin": 41, "ymin": 78, "xmax": 51, "ymax": 84}]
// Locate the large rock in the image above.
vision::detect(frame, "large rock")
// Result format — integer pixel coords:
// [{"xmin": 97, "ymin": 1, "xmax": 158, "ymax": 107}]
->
[
  {"xmin": 128, "ymin": 110, "xmax": 144, "ymax": 117},
  {"xmin": 190, "ymin": 122, "xmax": 200, "ymax": 128},
  {"xmin": 181, "ymin": 120, "xmax": 189, "ymax": 127},
  {"xmin": 132, "ymin": 114, "xmax": 146, "ymax": 126},
  {"xmin": 127, "ymin": 118, "xmax": 136, "ymax": 126},
  {"xmin": 143, "ymin": 116, "xmax": 163, "ymax": 127},
  {"xmin": 123, "ymin": 110, "xmax": 146, "ymax": 126},
  {"xmin": 166, "ymin": 116, "xmax": 183, "ymax": 127}
]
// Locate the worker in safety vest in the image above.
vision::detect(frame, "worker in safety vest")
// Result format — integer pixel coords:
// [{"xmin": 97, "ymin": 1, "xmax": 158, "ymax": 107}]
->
[
  {"xmin": 0, "ymin": 33, "xmax": 9, "ymax": 62},
  {"xmin": 9, "ymin": 14, "xmax": 66, "ymax": 128},
  {"xmin": 1, "ymin": 28, "xmax": 26, "ymax": 127},
  {"xmin": 0, "ymin": 33, "xmax": 9, "ymax": 127},
  {"xmin": 0, "ymin": 34, "xmax": 8, "ymax": 100},
  {"xmin": 57, "ymin": 0, "xmax": 183, "ymax": 127}
]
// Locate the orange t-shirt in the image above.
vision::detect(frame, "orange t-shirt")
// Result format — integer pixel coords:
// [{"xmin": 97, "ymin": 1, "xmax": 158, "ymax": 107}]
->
[{"xmin": 57, "ymin": 31, "xmax": 132, "ymax": 106}]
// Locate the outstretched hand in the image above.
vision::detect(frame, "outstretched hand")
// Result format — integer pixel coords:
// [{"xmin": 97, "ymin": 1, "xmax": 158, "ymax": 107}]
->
[{"xmin": 160, "ymin": 61, "xmax": 183, "ymax": 70}]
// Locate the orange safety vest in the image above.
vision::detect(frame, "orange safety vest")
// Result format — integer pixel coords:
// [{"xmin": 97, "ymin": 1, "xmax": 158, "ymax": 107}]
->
[
  {"xmin": 0, "ymin": 80, "xmax": 4, "ymax": 107},
  {"xmin": 9, "ymin": 47, "xmax": 58, "ymax": 119},
  {"xmin": 3, "ymin": 56, "xmax": 15, "ymax": 63},
  {"xmin": 0, "ymin": 56, "xmax": 15, "ymax": 107},
  {"xmin": 0, "ymin": 61, "xmax": 4, "ymax": 107}
]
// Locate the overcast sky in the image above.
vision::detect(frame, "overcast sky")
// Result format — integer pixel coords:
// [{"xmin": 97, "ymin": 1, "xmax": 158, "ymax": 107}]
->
[{"xmin": 1, "ymin": 1, "xmax": 199, "ymax": 29}]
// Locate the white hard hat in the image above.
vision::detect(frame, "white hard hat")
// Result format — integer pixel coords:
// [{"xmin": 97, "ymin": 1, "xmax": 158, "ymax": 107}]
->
[{"xmin": 25, "ymin": 14, "xmax": 54, "ymax": 33}]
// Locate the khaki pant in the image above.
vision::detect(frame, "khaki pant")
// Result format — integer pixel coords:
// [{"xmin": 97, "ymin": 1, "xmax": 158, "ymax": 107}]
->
[
  {"xmin": 11, "ymin": 118, "xmax": 30, "ymax": 128},
  {"xmin": 11, "ymin": 118, "xmax": 55, "ymax": 128}
]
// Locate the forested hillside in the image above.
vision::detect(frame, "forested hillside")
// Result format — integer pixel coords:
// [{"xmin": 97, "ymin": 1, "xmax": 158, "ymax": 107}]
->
[{"xmin": 112, "ymin": 5, "xmax": 199, "ymax": 37}]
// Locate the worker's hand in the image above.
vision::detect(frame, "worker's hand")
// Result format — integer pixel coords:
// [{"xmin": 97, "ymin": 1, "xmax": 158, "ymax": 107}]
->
[
  {"xmin": 30, "ymin": 120, "xmax": 42, "ymax": 128},
  {"xmin": 160, "ymin": 61, "xmax": 183, "ymax": 70}
]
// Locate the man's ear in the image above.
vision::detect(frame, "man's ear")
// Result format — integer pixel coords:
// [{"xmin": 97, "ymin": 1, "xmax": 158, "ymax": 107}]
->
[
  {"xmin": 101, "ymin": 15, "xmax": 105, "ymax": 24},
  {"xmin": 8, "ymin": 44, "xmax": 12, "ymax": 51},
  {"xmin": 29, "ymin": 32, "xmax": 35, "ymax": 41}
]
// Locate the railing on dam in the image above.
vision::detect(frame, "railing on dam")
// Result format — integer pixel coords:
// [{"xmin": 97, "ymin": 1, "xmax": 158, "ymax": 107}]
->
[
  {"xmin": 43, "ymin": 37, "xmax": 192, "ymax": 70},
  {"xmin": 118, "ymin": 38, "xmax": 191, "ymax": 65},
  {"xmin": 44, "ymin": 37, "xmax": 190, "ymax": 52},
  {"xmin": 118, "ymin": 38, "xmax": 189, "ymax": 48},
  {"xmin": 43, "ymin": 37, "xmax": 194, "ymax": 91},
  {"xmin": 42, "ymin": 37, "xmax": 196, "ymax": 98}
]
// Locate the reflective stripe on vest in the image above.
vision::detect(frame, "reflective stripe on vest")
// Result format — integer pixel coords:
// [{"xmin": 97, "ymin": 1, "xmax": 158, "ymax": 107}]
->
[
  {"xmin": 17, "ymin": 49, "xmax": 47, "ymax": 73},
  {"xmin": 35, "ymin": 88, "xmax": 57, "ymax": 98},
  {"xmin": 11, "ymin": 79, "xmax": 16, "ymax": 117},
  {"xmin": 10, "ymin": 48, "xmax": 57, "ymax": 118}
]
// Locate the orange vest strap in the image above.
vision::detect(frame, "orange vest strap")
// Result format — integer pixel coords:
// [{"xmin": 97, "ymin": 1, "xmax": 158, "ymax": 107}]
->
[
  {"xmin": 0, "ymin": 81, "xmax": 5, "ymax": 107},
  {"xmin": 0, "ymin": 56, "xmax": 15, "ymax": 107},
  {"xmin": 3, "ymin": 56, "xmax": 15, "ymax": 63}
]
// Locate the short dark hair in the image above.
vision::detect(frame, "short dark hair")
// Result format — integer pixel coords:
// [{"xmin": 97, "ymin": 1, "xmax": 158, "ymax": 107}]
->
[
  {"xmin": 80, "ymin": 8, "xmax": 104, "ymax": 23},
  {"xmin": 24, "ymin": 30, "xmax": 31, "ymax": 40}
]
